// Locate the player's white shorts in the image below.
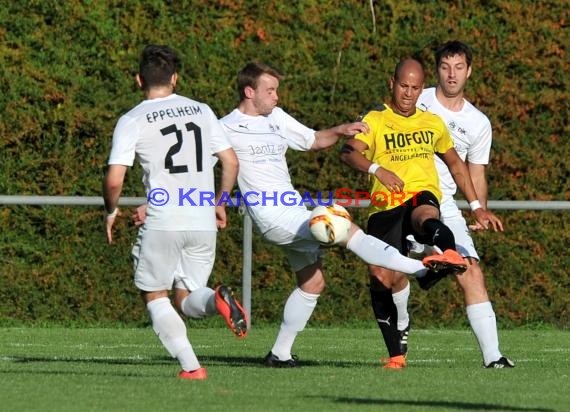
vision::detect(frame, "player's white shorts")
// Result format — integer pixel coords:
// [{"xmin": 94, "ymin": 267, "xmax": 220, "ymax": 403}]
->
[
  {"xmin": 132, "ymin": 227, "xmax": 216, "ymax": 292},
  {"xmin": 408, "ymin": 196, "xmax": 479, "ymax": 260},
  {"xmin": 256, "ymin": 206, "xmax": 323, "ymax": 272}
]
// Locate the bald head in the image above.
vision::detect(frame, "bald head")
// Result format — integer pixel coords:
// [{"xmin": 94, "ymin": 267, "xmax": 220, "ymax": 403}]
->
[
  {"xmin": 389, "ymin": 59, "xmax": 425, "ymax": 117},
  {"xmin": 393, "ymin": 59, "xmax": 425, "ymax": 83}
]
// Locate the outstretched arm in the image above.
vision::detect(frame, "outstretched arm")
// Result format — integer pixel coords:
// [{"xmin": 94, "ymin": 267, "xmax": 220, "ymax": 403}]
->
[{"xmin": 311, "ymin": 121, "xmax": 369, "ymax": 151}]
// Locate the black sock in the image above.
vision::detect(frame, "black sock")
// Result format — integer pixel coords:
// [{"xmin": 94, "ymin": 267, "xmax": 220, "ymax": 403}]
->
[
  {"xmin": 370, "ymin": 288, "xmax": 403, "ymax": 357},
  {"xmin": 422, "ymin": 218, "xmax": 456, "ymax": 251}
]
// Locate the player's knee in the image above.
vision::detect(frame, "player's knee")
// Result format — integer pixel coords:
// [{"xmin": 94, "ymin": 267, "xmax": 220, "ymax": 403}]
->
[
  {"xmin": 297, "ymin": 265, "xmax": 326, "ymax": 293},
  {"xmin": 300, "ymin": 277, "xmax": 325, "ymax": 294},
  {"xmin": 457, "ymin": 260, "xmax": 485, "ymax": 287},
  {"xmin": 393, "ymin": 272, "xmax": 409, "ymax": 290},
  {"xmin": 368, "ymin": 268, "xmax": 395, "ymax": 290}
]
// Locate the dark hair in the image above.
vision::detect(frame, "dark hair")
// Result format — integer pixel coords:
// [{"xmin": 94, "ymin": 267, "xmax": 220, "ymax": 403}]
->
[
  {"xmin": 237, "ymin": 62, "xmax": 283, "ymax": 100},
  {"xmin": 138, "ymin": 44, "xmax": 180, "ymax": 90},
  {"xmin": 435, "ymin": 40, "xmax": 473, "ymax": 68}
]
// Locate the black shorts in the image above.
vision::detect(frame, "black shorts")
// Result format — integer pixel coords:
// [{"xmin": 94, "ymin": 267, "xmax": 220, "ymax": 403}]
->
[{"xmin": 366, "ymin": 191, "xmax": 440, "ymax": 254}]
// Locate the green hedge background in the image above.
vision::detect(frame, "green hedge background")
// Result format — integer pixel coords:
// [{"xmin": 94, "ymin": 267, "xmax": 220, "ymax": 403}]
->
[{"xmin": 0, "ymin": 1, "xmax": 568, "ymax": 328}]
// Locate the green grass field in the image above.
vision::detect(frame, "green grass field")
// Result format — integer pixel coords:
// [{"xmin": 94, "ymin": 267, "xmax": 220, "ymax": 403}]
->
[{"xmin": 1, "ymin": 325, "xmax": 568, "ymax": 412}]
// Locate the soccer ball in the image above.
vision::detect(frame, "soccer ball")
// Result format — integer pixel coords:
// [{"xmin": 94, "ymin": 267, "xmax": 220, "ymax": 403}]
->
[{"xmin": 309, "ymin": 203, "xmax": 352, "ymax": 245}]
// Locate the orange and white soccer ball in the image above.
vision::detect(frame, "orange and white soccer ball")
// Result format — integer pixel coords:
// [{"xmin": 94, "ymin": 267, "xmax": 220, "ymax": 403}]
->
[{"xmin": 309, "ymin": 203, "xmax": 352, "ymax": 245}]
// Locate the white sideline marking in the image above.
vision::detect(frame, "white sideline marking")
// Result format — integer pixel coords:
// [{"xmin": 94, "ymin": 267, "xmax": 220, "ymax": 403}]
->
[
  {"xmin": 5, "ymin": 342, "xmax": 214, "ymax": 349},
  {"xmin": 409, "ymin": 358, "xmax": 457, "ymax": 364},
  {"xmin": 0, "ymin": 355, "xmax": 151, "ymax": 362},
  {"xmin": 6, "ymin": 343, "xmax": 156, "ymax": 348}
]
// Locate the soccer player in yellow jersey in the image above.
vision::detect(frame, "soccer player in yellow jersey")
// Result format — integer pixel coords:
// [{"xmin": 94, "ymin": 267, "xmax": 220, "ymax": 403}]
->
[{"xmin": 340, "ymin": 58, "xmax": 503, "ymax": 368}]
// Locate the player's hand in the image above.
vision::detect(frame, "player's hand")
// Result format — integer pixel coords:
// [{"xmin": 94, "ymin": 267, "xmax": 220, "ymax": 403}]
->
[
  {"xmin": 105, "ymin": 208, "xmax": 120, "ymax": 244},
  {"xmin": 340, "ymin": 121, "xmax": 370, "ymax": 136},
  {"xmin": 468, "ymin": 221, "xmax": 486, "ymax": 231},
  {"xmin": 216, "ymin": 205, "xmax": 228, "ymax": 229},
  {"xmin": 132, "ymin": 204, "xmax": 147, "ymax": 227},
  {"xmin": 375, "ymin": 168, "xmax": 405, "ymax": 193},
  {"xmin": 472, "ymin": 208, "xmax": 504, "ymax": 232}
]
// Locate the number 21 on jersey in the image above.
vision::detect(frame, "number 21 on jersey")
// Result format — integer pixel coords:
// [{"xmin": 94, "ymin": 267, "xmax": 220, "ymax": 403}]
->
[{"xmin": 161, "ymin": 122, "xmax": 202, "ymax": 174}]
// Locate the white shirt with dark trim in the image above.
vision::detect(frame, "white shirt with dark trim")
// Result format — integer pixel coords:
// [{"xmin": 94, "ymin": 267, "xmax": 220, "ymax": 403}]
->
[
  {"xmin": 417, "ymin": 87, "xmax": 492, "ymax": 197},
  {"xmin": 220, "ymin": 107, "xmax": 316, "ymax": 234}
]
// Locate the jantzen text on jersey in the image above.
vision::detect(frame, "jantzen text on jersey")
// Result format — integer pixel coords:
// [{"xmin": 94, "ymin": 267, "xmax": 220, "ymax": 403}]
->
[{"xmin": 248, "ymin": 143, "xmax": 287, "ymax": 155}]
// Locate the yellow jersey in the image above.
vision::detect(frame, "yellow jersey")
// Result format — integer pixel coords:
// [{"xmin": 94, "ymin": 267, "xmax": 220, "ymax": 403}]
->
[{"xmin": 355, "ymin": 104, "xmax": 453, "ymax": 214}]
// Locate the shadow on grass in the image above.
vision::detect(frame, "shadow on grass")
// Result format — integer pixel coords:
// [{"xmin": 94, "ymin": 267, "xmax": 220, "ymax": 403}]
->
[
  {"xmin": 3, "ymin": 354, "xmax": 377, "ymax": 368},
  {"xmin": 328, "ymin": 397, "xmax": 554, "ymax": 412},
  {"xmin": 203, "ymin": 355, "xmax": 378, "ymax": 368},
  {"xmin": 3, "ymin": 355, "xmax": 173, "ymax": 365}
]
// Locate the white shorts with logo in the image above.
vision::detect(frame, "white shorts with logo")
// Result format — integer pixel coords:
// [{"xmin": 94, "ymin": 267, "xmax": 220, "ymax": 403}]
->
[
  {"xmin": 255, "ymin": 206, "xmax": 323, "ymax": 272},
  {"xmin": 408, "ymin": 196, "xmax": 479, "ymax": 260},
  {"xmin": 132, "ymin": 227, "xmax": 216, "ymax": 292}
]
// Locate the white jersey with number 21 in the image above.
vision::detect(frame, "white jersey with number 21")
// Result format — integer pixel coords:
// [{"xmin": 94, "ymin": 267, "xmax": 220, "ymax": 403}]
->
[{"xmin": 108, "ymin": 94, "xmax": 231, "ymax": 231}]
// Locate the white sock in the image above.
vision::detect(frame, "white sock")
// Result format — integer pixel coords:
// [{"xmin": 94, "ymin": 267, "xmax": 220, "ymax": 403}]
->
[
  {"xmin": 147, "ymin": 297, "xmax": 200, "ymax": 371},
  {"xmin": 392, "ymin": 282, "xmax": 410, "ymax": 331},
  {"xmin": 347, "ymin": 229, "xmax": 427, "ymax": 277},
  {"xmin": 180, "ymin": 287, "xmax": 217, "ymax": 319},
  {"xmin": 271, "ymin": 288, "xmax": 319, "ymax": 360},
  {"xmin": 466, "ymin": 301, "xmax": 502, "ymax": 365}
]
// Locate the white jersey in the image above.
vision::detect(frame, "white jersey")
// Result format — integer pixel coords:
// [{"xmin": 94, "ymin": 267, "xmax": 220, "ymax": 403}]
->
[
  {"xmin": 108, "ymin": 94, "xmax": 231, "ymax": 231},
  {"xmin": 417, "ymin": 87, "xmax": 492, "ymax": 198},
  {"xmin": 220, "ymin": 107, "xmax": 316, "ymax": 234}
]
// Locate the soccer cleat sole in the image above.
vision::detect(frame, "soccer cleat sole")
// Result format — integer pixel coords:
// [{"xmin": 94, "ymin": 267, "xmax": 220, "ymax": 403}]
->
[
  {"xmin": 422, "ymin": 249, "xmax": 468, "ymax": 274},
  {"xmin": 215, "ymin": 285, "xmax": 248, "ymax": 338}
]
